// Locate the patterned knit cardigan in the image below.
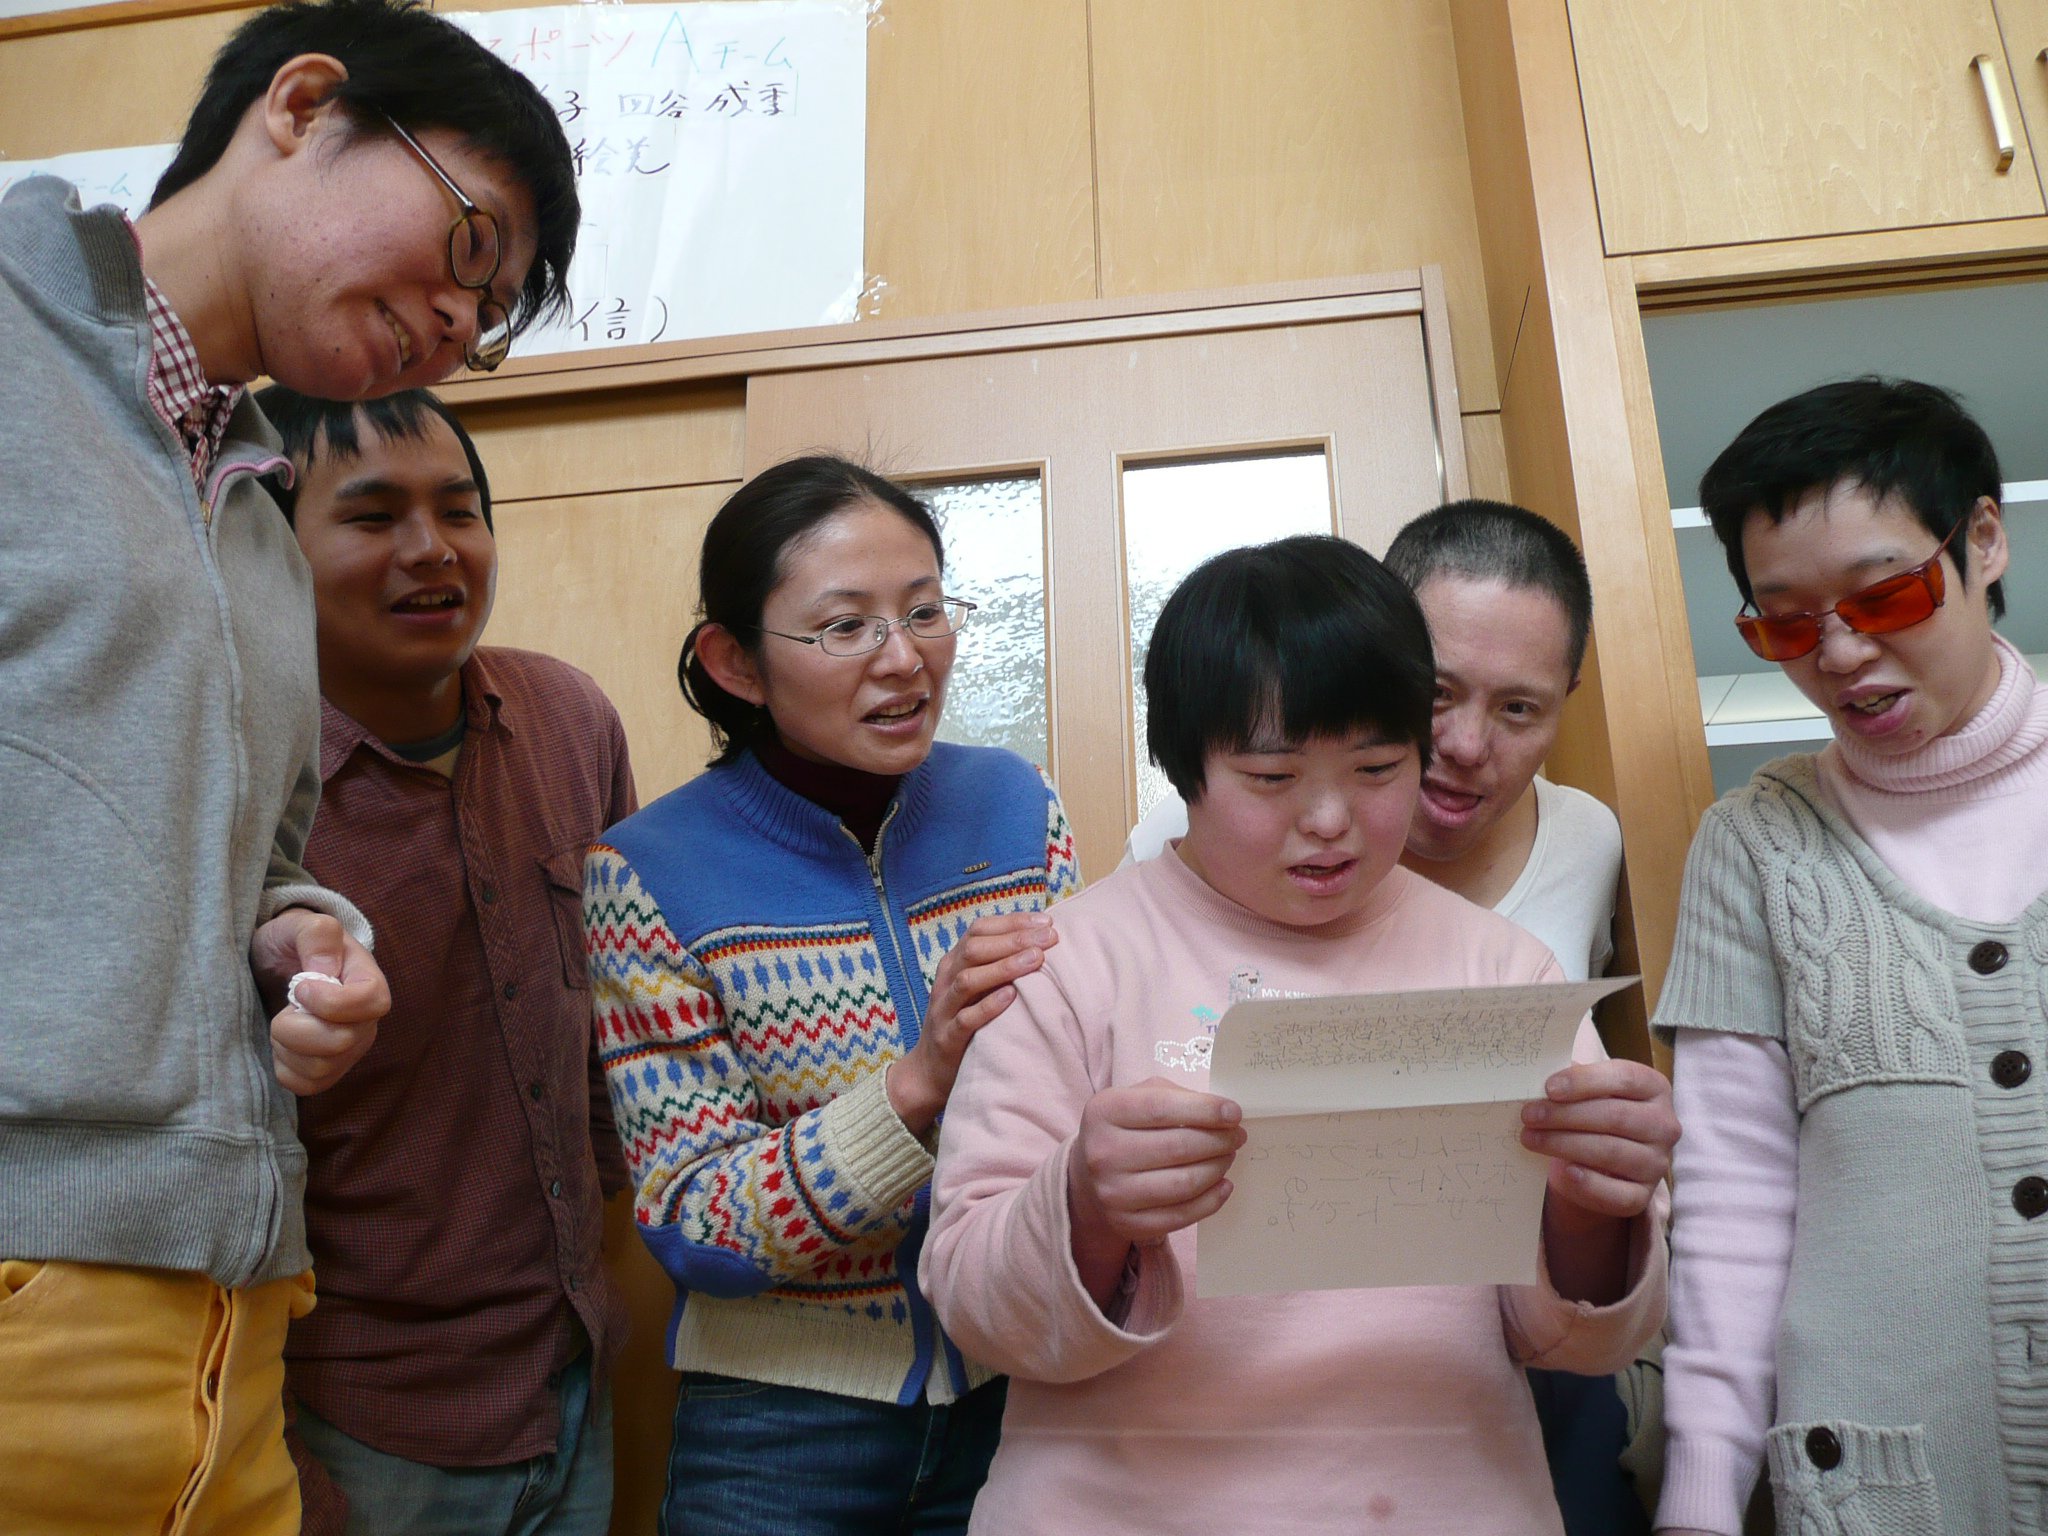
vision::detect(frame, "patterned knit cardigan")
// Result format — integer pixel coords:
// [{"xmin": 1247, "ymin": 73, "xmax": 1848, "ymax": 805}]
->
[{"xmin": 584, "ymin": 742, "xmax": 1080, "ymax": 1405}]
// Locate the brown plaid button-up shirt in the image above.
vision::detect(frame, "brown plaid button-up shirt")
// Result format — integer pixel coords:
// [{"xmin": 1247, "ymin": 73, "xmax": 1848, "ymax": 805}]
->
[{"xmin": 287, "ymin": 647, "xmax": 634, "ymax": 1471}]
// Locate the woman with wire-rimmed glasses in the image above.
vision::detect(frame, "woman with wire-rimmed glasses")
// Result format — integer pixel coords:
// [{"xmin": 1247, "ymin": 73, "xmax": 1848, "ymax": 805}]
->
[{"xmin": 581, "ymin": 455, "xmax": 1080, "ymax": 1535}]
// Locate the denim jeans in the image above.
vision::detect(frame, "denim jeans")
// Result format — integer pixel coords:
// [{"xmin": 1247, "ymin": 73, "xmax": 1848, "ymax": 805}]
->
[
  {"xmin": 660, "ymin": 1374, "xmax": 1006, "ymax": 1536},
  {"xmin": 1527, "ymin": 1367, "xmax": 1649, "ymax": 1536},
  {"xmin": 295, "ymin": 1350, "xmax": 613, "ymax": 1536}
]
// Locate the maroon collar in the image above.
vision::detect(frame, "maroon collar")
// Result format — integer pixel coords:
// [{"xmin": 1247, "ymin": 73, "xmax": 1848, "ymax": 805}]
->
[{"xmin": 753, "ymin": 735, "xmax": 900, "ymax": 851}]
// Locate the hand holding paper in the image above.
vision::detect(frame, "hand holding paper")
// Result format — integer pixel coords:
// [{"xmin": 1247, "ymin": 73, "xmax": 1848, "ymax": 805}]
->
[
  {"xmin": 1523, "ymin": 1057, "xmax": 1678, "ymax": 1304},
  {"xmin": 1068, "ymin": 1077, "xmax": 1245, "ymax": 1309},
  {"xmin": 1522, "ymin": 1057, "xmax": 1679, "ymax": 1218},
  {"xmin": 1196, "ymin": 977, "xmax": 1639, "ymax": 1298}
]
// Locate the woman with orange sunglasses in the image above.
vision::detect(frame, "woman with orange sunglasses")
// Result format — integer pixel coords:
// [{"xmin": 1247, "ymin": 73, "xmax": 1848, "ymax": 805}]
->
[{"xmin": 1651, "ymin": 378, "xmax": 2040, "ymax": 1536}]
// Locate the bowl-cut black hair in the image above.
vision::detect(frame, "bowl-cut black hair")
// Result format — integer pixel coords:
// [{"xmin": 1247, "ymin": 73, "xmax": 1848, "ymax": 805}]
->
[{"xmin": 1145, "ymin": 535, "xmax": 1436, "ymax": 802}]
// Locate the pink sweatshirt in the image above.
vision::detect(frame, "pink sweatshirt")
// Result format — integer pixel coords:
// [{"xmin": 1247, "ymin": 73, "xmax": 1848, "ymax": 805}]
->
[
  {"xmin": 1661, "ymin": 635, "xmax": 2048, "ymax": 1534},
  {"xmin": 925, "ymin": 849, "xmax": 1667, "ymax": 1536}
]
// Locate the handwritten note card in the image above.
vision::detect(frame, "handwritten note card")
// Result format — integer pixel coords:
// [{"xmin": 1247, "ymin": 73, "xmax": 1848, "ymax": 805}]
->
[{"xmin": 1196, "ymin": 977, "xmax": 1635, "ymax": 1298}]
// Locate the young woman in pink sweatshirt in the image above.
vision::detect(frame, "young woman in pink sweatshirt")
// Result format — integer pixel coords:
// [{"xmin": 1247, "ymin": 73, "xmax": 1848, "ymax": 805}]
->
[{"xmin": 923, "ymin": 536, "xmax": 1675, "ymax": 1535}]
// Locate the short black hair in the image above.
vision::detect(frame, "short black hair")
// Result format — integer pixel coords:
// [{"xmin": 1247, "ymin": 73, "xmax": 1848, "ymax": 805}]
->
[
  {"xmin": 254, "ymin": 383, "xmax": 491, "ymax": 529},
  {"xmin": 1384, "ymin": 499, "xmax": 1593, "ymax": 677},
  {"xmin": 683, "ymin": 456, "xmax": 946, "ymax": 767},
  {"xmin": 1701, "ymin": 376, "xmax": 2005, "ymax": 620},
  {"xmin": 151, "ymin": 0, "xmax": 577, "ymax": 337},
  {"xmin": 1145, "ymin": 535, "xmax": 1435, "ymax": 802}
]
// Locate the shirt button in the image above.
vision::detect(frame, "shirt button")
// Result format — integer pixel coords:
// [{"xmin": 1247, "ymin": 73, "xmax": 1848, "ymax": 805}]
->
[
  {"xmin": 2014, "ymin": 1176, "xmax": 2048, "ymax": 1220},
  {"xmin": 550, "ymin": 1179, "xmax": 564, "ymax": 1198},
  {"xmin": 1993, "ymin": 1051, "xmax": 2033, "ymax": 1089},
  {"xmin": 566, "ymin": 1275, "xmax": 579, "ymax": 1293},
  {"xmin": 529, "ymin": 1082, "xmax": 546, "ymax": 1102},
  {"xmin": 481, "ymin": 885, "xmax": 498, "ymax": 905},
  {"xmin": 1804, "ymin": 1426, "xmax": 1841, "ymax": 1470},
  {"xmin": 1970, "ymin": 940, "xmax": 2009, "ymax": 975},
  {"xmin": 503, "ymin": 982, "xmax": 519, "ymax": 1001}
]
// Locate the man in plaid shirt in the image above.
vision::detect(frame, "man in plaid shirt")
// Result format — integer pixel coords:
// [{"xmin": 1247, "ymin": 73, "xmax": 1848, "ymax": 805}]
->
[
  {"xmin": 0, "ymin": 1, "xmax": 578, "ymax": 1529},
  {"xmin": 257, "ymin": 384, "xmax": 634, "ymax": 1536}
]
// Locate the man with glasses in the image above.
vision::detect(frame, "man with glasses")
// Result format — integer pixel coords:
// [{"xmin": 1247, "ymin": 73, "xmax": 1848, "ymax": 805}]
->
[
  {"xmin": 256, "ymin": 384, "xmax": 632, "ymax": 1536},
  {"xmin": 0, "ymin": 0, "xmax": 575, "ymax": 1529}
]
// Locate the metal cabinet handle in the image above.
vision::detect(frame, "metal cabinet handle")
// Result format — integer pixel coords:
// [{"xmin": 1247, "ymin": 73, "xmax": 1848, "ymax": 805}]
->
[{"xmin": 1974, "ymin": 54, "xmax": 2016, "ymax": 173}]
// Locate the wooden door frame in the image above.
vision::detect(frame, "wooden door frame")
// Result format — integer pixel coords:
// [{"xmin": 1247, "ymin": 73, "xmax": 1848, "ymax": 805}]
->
[{"xmin": 439, "ymin": 267, "xmax": 1467, "ymax": 429}]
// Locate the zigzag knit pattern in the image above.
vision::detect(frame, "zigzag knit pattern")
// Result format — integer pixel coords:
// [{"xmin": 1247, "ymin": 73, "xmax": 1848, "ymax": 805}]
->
[
  {"xmin": 583, "ymin": 752, "xmax": 1081, "ymax": 1372},
  {"xmin": 586, "ymin": 856, "xmax": 915, "ymax": 1315}
]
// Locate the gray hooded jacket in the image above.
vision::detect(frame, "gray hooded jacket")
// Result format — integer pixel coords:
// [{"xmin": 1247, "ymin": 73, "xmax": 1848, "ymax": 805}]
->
[{"xmin": 1, "ymin": 176, "xmax": 362, "ymax": 1287}]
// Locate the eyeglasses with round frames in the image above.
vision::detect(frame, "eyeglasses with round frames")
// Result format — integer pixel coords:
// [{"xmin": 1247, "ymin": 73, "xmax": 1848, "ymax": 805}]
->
[
  {"xmin": 757, "ymin": 598, "xmax": 977, "ymax": 658},
  {"xmin": 1734, "ymin": 518, "xmax": 1965, "ymax": 662},
  {"xmin": 377, "ymin": 112, "xmax": 513, "ymax": 373}
]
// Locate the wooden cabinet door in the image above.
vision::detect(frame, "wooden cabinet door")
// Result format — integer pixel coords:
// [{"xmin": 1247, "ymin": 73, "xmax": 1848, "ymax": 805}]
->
[
  {"xmin": 1567, "ymin": 0, "xmax": 2046, "ymax": 253},
  {"xmin": 1997, "ymin": 0, "xmax": 2048, "ymax": 204}
]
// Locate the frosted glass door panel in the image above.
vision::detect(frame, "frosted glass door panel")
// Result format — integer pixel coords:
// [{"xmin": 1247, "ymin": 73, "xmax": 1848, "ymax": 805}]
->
[
  {"xmin": 1123, "ymin": 450, "xmax": 1335, "ymax": 820},
  {"xmin": 921, "ymin": 474, "xmax": 1050, "ymax": 770}
]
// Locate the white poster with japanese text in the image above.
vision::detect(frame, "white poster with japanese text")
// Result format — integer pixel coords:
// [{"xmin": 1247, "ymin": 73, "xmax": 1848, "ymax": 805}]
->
[
  {"xmin": 1, "ymin": 2, "xmax": 865, "ymax": 360},
  {"xmin": 448, "ymin": 0, "xmax": 867, "ymax": 356}
]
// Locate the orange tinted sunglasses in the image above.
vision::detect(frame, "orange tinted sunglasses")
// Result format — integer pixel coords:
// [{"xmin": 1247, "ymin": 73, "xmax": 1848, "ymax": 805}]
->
[{"xmin": 1735, "ymin": 519, "xmax": 1963, "ymax": 662}]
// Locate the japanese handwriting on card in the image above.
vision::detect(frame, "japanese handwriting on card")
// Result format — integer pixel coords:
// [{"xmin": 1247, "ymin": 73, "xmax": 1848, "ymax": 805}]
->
[{"xmin": 1197, "ymin": 977, "xmax": 1636, "ymax": 1297}]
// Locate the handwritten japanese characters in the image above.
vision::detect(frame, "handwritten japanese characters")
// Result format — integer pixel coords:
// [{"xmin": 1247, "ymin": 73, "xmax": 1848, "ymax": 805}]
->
[
  {"xmin": 1197, "ymin": 977, "xmax": 1635, "ymax": 1296},
  {"xmin": 446, "ymin": 1, "xmax": 866, "ymax": 355},
  {"xmin": 3, "ymin": 5, "xmax": 864, "ymax": 359}
]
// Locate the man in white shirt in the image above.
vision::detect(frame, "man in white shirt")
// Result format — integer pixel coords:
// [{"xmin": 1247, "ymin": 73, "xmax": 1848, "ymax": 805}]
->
[{"xmin": 1121, "ymin": 499, "xmax": 1645, "ymax": 1534}]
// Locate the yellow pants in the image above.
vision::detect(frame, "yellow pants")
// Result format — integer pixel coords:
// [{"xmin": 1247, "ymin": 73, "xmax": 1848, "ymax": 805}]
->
[{"xmin": 0, "ymin": 1259, "xmax": 314, "ymax": 1536}]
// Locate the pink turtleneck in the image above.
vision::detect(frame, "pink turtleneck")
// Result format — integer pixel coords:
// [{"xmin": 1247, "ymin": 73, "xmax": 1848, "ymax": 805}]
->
[
  {"xmin": 1818, "ymin": 634, "xmax": 2048, "ymax": 922},
  {"xmin": 1659, "ymin": 634, "xmax": 2048, "ymax": 1536}
]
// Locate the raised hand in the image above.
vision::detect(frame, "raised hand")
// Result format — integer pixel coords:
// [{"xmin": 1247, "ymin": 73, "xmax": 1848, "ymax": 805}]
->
[{"xmin": 887, "ymin": 910, "xmax": 1057, "ymax": 1134}]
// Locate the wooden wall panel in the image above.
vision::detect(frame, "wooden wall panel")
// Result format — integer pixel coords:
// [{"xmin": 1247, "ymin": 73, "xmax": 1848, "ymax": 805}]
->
[
  {"xmin": 864, "ymin": 0, "xmax": 1098, "ymax": 319},
  {"xmin": 1605, "ymin": 257, "xmax": 1714, "ymax": 821},
  {"xmin": 460, "ymin": 383, "xmax": 745, "ymax": 503},
  {"xmin": 0, "ymin": 8, "xmax": 242, "ymax": 155},
  {"xmin": 1089, "ymin": 0, "xmax": 1500, "ymax": 412},
  {"xmin": 1461, "ymin": 410, "xmax": 1510, "ymax": 501},
  {"xmin": 1450, "ymin": 0, "xmax": 1542, "ymax": 405},
  {"xmin": 488, "ymin": 481, "xmax": 735, "ymax": 803}
]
